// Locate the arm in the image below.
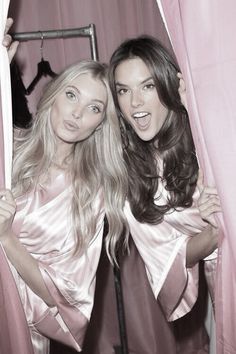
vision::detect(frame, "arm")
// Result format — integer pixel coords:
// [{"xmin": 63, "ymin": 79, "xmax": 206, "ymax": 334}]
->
[
  {"xmin": 0, "ymin": 189, "xmax": 55, "ymax": 306},
  {"xmin": 1, "ymin": 187, "xmax": 104, "ymax": 350},
  {"xmin": 186, "ymin": 169, "xmax": 221, "ymax": 267},
  {"xmin": 186, "ymin": 224, "xmax": 218, "ymax": 268},
  {"xmin": 177, "ymin": 74, "xmax": 221, "ymax": 265}
]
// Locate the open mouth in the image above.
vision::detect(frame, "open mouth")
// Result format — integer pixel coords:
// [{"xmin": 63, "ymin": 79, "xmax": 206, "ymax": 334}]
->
[{"xmin": 132, "ymin": 112, "xmax": 151, "ymax": 128}]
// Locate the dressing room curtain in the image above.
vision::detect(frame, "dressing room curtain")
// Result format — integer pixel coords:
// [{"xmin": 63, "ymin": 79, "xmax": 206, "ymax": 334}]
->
[
  {"xmin": 0, "ymin": 1, "xmax": 33, "ymax": 352},
  {"xmin": 156, "ymin": 1, "xmax": 236, "ymax": 353},
  {"xmin": 9, "ymin": 0, "xmax": 171, "ymax": 114}
]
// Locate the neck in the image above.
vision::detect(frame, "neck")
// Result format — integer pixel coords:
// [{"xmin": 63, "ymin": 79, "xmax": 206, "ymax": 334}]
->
[{"xmin": 51, "ymin": 158, "xmax": 71, "ymax": 171}]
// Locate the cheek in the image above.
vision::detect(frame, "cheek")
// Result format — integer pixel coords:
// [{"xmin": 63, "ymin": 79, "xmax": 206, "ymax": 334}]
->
[
  {"xmin": 87, "ymin": 114, "xmax": 104, "ymax": 132},
  {"xmin": 118, "ymin": 98, "xmax": 130, "ymax": 118},
  {"xmin": 50, "ymin": 109, "xmax": 57, "ymax": 130},
  {"xmin": 154, "ymin": 99, "xmax": 168, "ymax": 118},
  {"xmin": 50, "ymin": 102, "xmax": 61, "ymax": 122}
]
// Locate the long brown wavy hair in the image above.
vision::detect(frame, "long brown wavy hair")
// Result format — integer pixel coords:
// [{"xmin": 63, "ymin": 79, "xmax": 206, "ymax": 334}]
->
[{"xmin": 109, "ymin": 35, "xmax": 198, "ymax": 224}]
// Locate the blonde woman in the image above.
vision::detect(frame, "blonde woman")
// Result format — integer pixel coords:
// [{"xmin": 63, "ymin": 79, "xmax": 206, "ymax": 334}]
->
[{"xmin": 0, "ymin": 57, "xmax": 128, "ymax": 353}]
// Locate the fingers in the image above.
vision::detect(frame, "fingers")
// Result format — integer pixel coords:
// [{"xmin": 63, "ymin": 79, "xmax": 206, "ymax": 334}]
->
[
  {"xmin": 177, "ymin": 72, "xmax": 184, "ymax": 80},
  {"xmin": 7, "ymin": 40, "xmax": 19, "ymax": 63},
  {"xmin": 2, "ymin": 18, "xmax": 13, "ymax": 46},
  {"xmin": 196, "ymin": 169, "xmax": 222, "ymax": 227},
  {"xmin": 0, "ymin": 190, "xmax": 16, "ymax": 225},
  {"xmin": 177, "ymin": 73, "xmax": 186, "ymax": 93},
  {"xmin": 198, "ymin": 195, "xmax": 221, "ymax": 214},
  {"xmin": 198, "ymin": 192, "xmax": 221, "ymax": 228},
  {"xmin": 0, "ymin": 189, "xmax": 16, "ymax": 206},
  {"xmin": 4, "ymin": 18, "xmax": 14, "ymax": 34},
  {"xmin": 177, "ymin": 72, "xmax": 188, "ymax": 110},
  {"xmin": 2, "ymin": 18, "xmax": 19, "ymax": 63}
]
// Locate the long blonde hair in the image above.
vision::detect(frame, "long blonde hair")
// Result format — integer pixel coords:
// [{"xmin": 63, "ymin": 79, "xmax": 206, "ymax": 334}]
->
[{"xmin": 12, "ymin": 60, "xmax": 128, "ymax": 262}]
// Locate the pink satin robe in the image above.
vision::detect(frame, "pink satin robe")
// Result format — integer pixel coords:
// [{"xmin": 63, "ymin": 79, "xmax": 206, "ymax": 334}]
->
[
  {"xmin": 124, "ymin": 179, "xmax": 217, "ymax": 321},
  {"xmin": 82, "ymin": 179, "xmax": 213, "ymax": 354},
  {"xmin": 10, "ymin": 172, "xmax": 105, "ymax": 354}
]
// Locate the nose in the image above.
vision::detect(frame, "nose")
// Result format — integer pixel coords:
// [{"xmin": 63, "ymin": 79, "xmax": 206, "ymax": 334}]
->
[
  {"xmin": 72, "ymin": 106, "xmax": 83, "ymax": 119},
  {"xmin": 131, "ymin": 90, "xmax": 144, "ymax": 108}
]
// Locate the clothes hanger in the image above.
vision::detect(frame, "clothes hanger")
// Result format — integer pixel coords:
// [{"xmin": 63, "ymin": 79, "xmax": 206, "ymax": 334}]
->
[{"xmin": 26, "ymin": 32, "xmax": 57, "ymax": 95}]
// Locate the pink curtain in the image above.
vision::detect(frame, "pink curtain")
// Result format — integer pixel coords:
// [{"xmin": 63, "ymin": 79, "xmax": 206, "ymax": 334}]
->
[
  {"xmin": 156, "ymin": 1, "xmax": 236, "ymax": 353},
  {"xmin": 0, "ymin": 1, "xmax": 33, "ymax": 352}
]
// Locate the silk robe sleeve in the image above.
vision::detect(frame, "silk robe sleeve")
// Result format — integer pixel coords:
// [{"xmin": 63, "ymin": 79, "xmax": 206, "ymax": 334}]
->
[
  {"xmin": 12, "ymin": 180, "xmax": 104, "ymax": 352},
  {"xmin": 124, "ymin": 186, "xmax": 211, "ymax": 321}
]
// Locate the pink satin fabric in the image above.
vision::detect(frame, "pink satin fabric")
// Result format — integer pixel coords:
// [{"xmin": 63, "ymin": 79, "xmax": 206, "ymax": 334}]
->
[
  {"xmin": 10, "ymin": 172, "xmax": 104, "ymax": 354},
  {"xmin": 0, "ymin": 1, "xmax": 34, "ymax": 353},
  {"xmin": 124, "ymin": 178, "xmax": 216, "ymax": 321},
  {"xmin": 156, "ymin": 1, "xmax": 236, "ymax": 352}
]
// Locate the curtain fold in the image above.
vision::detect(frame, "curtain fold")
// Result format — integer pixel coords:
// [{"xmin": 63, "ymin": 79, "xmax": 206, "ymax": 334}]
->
[
  {"xmin": 156, "ymin": 1, "xmax": 236, "ymax": 353},
  {"xmin": 0, "ymin": 1, "xmax": 33, "ymax": 352}
]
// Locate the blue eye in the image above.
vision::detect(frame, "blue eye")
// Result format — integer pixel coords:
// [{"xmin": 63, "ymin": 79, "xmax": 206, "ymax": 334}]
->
[
  {"xmin": 88, "ymin": 105, "xmax": 102, "ymax": 114},
  {"xmin": 66, "ymin": 90, "xmax": 76, "ymax": 100}
]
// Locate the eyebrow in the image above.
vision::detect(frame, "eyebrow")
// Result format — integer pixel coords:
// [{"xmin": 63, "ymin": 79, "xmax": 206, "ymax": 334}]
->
[
  {"xmin": 115, "ymin": 76, "xmax": 154, "ymax": 87},
  {"xmin": 66, "ymin": 85, "xmax": 106, "ymax": 106}
]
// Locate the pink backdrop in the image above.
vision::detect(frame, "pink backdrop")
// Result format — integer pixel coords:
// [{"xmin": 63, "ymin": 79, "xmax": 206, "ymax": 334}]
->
[
  {"xmin": 9, "ymin": 0, "xmax": 172, "ymax": 114},
  {"xmin": 157, "ymin": 1, "xmax": 236, "ymax": 353}
]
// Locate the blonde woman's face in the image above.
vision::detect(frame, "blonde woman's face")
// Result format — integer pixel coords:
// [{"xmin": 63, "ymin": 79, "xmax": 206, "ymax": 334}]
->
[
  {"xmin": 115, "ymin": 57, "xmax": 168, "ymax": 141},
  {"xmin": 50, "ymin": 73, "xmax": 107, "ymax": 151}
]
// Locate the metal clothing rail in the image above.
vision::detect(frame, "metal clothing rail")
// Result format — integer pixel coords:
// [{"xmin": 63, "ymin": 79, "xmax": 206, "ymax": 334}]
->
[{"xmin": 11, "ymin": 24, "xmax": 98, "ymax": 61}]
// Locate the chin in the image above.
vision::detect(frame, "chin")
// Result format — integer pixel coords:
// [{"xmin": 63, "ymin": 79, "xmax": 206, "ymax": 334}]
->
[{"xmin": 136, "ymin": 132, "xmax": 156, "ymax": 142}]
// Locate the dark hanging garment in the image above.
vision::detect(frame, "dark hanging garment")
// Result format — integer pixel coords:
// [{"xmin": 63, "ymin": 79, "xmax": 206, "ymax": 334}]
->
[
  {"xmin": 10, "ymin": 61, "xmax": 32, "ymax": 128},
  {"xmin": 81, "ymin": 238, "xmax": 209, "ymax": 354}
]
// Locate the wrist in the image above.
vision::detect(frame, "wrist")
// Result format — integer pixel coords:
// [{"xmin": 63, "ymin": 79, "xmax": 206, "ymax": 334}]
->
[
  {"xmin": 206, "ymin": 224, "xmax": 219, "ymax": 253},
  {"xmin": 0, "ymin": 230, "xmax": 15, "ymax": 248}
]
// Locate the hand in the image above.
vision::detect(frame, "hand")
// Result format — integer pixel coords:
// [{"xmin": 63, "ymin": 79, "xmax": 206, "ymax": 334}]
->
[
  {"xmin": 0, "ymin": 189, "xmax": 16, "ymax": 241},
  {"xmin": 2, "ymin": 18, "xmax": 19, "ymax": 63},
  {"xmin": 177, "ymin": 72, "xmax": 188, "ymax": 111},
  {"xmin": 197, "ymin": 169, "xmax": 221, "ymax": 228}
]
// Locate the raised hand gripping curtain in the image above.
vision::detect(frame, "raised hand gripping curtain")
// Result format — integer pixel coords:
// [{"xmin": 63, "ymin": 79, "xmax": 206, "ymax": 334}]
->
[
  {"xmin": 156, "ymin": 1, "xmax": 236, "ymax": 353},
  {"xmin": 0, "ymin": 1, "xmax": 33, "ymax": 352}
]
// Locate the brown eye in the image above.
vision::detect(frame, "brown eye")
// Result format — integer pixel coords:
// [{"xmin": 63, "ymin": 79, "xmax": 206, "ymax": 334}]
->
[
  {"xmin": 117, "ymin": 88, "xmax": 129, "ymax": 95},
  {"xmin": 143, "ymin": 83, "xmax": 155, "ymax": 90}
]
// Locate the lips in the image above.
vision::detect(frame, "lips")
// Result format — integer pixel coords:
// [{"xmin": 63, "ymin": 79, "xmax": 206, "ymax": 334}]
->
[{"xmin": 63, "ymin": 120, "xmax": 79, "ymax": 130}]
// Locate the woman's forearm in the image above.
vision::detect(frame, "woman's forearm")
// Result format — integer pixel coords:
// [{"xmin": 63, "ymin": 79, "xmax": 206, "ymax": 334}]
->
[
  {"xmin": 1, "ymin": 231, "xmax": 55, "ymax": 307},
  {"xmin": 186, "ymin": 224, "xmax": 218, "ymax": 268}
]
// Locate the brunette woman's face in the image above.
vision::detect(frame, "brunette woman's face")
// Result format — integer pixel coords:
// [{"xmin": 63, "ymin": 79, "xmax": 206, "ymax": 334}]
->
[
  {"xmin": 50, "ymin": 73, "xmax": 107, "ymax": 153},
  {"xmin": 115, "ymin": 57, "xmax": 168, "ymax": 141}
]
